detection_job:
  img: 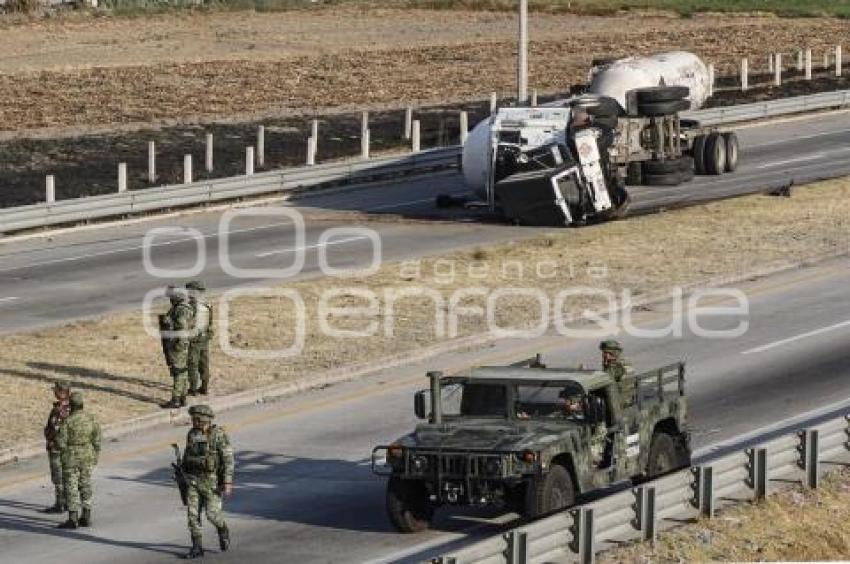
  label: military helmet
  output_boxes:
[599,339,623,353]
[186,280,206,292]
[53,380,71,392]
[166,285,187,301]
[188,404,215,420]
[69,391,84,409]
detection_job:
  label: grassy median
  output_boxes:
[1,178,850,451]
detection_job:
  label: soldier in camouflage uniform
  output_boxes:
[56,392,101,529]
[161,286,194,409]
[186,281,213,396]
[42,381,71,513]
[600,340,635,408]
[181,404,234,559]
[159,285,180,373]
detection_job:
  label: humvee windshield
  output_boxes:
[439,380,587,421]
[515,383,585,421]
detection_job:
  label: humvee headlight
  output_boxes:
[388,445,404,459]
[485,458,502,475]
[412,456,429,472]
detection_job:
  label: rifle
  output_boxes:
[171,443,189,506]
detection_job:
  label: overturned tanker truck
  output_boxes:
[458,52,739,226]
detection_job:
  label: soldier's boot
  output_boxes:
[42,495,65,513]
[79,508,92,527]
[198,383,208,396]
[57,511,78,529]
[188,386,197,396]
[185,535,204,559]
[217,523,230,551]
[161,398,182,409]
[179,395,188,407]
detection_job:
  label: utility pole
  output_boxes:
[517,0,529,105]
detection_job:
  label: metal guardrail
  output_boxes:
[2,89,850,235]
[434,412,850,563]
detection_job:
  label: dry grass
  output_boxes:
[601,467,850,562]
[2,178,850,450]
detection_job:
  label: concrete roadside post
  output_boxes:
[246,147,255,176]
[46,175,55,204]
[257,125,265,168]
[824,51,830,70]
[768,53,774,73]
[805,48,812,81]
[404,107,412,140]
[774,53,782,86]
[531,88,538,106]
[147,141,156,184]
[361,111,370,159]
[459,111,468,145]
[836,45,843,77]
[118,163,127,193]
[741,58,748,91]
[205,133,214,173]
[306,137,316,166]
[412,120,421,153]
[797,49,804,72]
[490,91,497,114]
[184,154,192,184]
[707,63,715,97]
[517,0,528,105]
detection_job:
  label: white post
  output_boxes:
[361,111,369,138]
[205,133,214,173]
[459,111,469,145]
[490,91,497,114]
[707,63,715,97]
[46,175,55,204]
[412,120,421,153]
[147,141,156,184]
[768,53,774,73]
[310,119,319,158]
[404,107,412,140]
[184,154,192,184]
[774,53,782,86]
[517,0,528,104]
[797,49,804,71]
[361,129,370,159]
[836,45,842,77]
[531,88,538,106]
[306,137,316,166]
[824,51,830,70]
[257,125,265,168]
[118,162,127,193]
[741,58,749,91]
[246,147,254,176]
[805,48,812,81]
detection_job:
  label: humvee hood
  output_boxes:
[407,421,581,451]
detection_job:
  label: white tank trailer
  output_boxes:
[457,51,738,227]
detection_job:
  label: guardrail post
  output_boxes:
[118,163,127,193]
[404,107,412,140]
[836,45,843,77]
[531,88,538,106]
[306,137,316,166]
[636,486,657,542]
[804,429,820,489]
[147,141,156,183]
[412,120,421,153]
[45,175,55,204]
[361,129,370,159]
[748,447,768,500]
[740,58,748,91]
[774,53,782,86]
[184,154,193,184]
[805,48,812,81]
[506,530,528,564]
[577,508,595,564]
[433,558,457,564]
[707,63,714,97]
[459,111,469,145]
[246,147,255,176]
[490,91,498,114]
[257,125,265,168]
[205,133,214,173]
[696,466,714,518]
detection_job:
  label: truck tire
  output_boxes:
[524,464,576,519]
[642,156,693,175]
[635,86,690,104]
[703,133,727,175]
[637,99,690,117]
[647,432,691,479]
[692,135,708,174]
[625,162,643,186]
[386,477,434,533]
[723,132,739,172]
[643,171,684,186]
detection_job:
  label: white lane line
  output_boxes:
[255,235,370,258]
[755,153,826,169]
[742,319,850,355]
[755,128,850,148]
[367,196,447,211]
[0,297,20,305]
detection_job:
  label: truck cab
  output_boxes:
[372,359,691,532]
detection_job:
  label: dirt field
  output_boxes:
[2,178,850,451]
[601,467,850,562]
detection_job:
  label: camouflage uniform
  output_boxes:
[182,404,234,559]
[600,340,634,408]
[56,392,101,529]
[162,287,194,409]
[43,381,71,513]
[186,281,213,396]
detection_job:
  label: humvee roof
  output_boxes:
[450,366,612,391]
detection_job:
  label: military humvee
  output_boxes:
[372,357,690,533]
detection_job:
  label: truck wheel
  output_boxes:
[524,464,576,518]
[647,433,691,479]
[637,99,690,117]
[642,156,693,175]
[635,86,690,104]
[386,477,434,533]
[723,132,739,172]
[625,162,643,186]
[692,135,708,174]
[703,133,727,175]
[642,171,683,186]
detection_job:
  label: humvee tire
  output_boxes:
[647,432,690,479]
[524,464,576,518]
[386,477,434,533]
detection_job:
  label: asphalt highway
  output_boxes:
[1,258,849,563]
[2,111,850,334]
